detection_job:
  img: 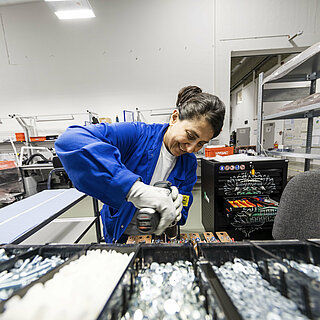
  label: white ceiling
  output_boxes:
[0,0,39,6]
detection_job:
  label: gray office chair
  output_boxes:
[272,170,320,240]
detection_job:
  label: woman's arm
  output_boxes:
[55,122,141,209]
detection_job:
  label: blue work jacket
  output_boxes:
[55,122,197,242]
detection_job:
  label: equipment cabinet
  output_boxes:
[201,157,288,240]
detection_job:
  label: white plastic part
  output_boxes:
[1,250,134,320]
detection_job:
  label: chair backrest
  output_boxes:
[47,156,72,189]
[272,170,320,240]
[52,156,63,168]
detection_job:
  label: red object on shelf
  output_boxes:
[30,136,46,142]
[205,146,234,157]
[15,132,25,142]
[0,161,16,170]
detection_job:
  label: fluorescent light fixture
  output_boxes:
[55,9,95,20]
[44,0,95,20]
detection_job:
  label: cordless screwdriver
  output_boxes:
[136,181,178,238]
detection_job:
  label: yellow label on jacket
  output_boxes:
[182,195,190,207]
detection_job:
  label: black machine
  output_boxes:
[201,157,288,240]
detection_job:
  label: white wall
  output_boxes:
[214,0,320,144]
[1,0,320,143]
[230,82,256,144]
[0,0,213,138]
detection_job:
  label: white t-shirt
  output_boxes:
[150,141,177,186]
[124,141,177,235]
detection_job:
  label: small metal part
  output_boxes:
[0,254,66,301]
[164,225,178,239]
[213,258,308,320]
[122,260,216,319]
[215,231,233,243]
[0,249,14,262]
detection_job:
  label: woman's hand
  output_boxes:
[127,181,176,235]
[170,186,183,222]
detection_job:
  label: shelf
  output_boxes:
[20,217,96,244]
[263,101,320,120]
[0,141,24,144]
[257,42,320,172]
[0,140,56,144]
[30,139,58,143]
[267,52,320,82]
[20,164,53,170]
[266,150,320,160]
[263,42,320,83]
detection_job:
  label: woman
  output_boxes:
[55,86,225,242]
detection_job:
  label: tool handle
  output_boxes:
[136,181,172,234]
[136,208,160,234]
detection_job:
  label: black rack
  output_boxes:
[201,158,288,240]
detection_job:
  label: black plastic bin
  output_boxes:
[0,244,38,264]
[0,244,88,310]
[250,240,320,265]
[0,244,137,317]
[97,243,231,320]
[198,242,320,319]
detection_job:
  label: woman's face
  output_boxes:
[164,110,214,156]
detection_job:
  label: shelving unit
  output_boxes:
[9,111,98,152]
[257,42,320,171]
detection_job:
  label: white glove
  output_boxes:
[170,186,183,222]
[127,181,176,235]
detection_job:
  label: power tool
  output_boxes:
[136,181,178,239]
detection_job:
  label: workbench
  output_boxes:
[0,189,100,244]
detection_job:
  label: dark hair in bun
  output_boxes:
[176,86,225,138]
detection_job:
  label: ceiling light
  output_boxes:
[55,9,95,20]
[44,0,95,20]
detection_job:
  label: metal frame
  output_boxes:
[256,50,320,171]
[47,168,102,243]
[92,198,102,243]
[9,111,98,158]
[256,72,264,155]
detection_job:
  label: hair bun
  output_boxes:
[176,86,202,107]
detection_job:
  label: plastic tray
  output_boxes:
[0,245,38,263]
[0,244,137,317]
[97,243,231,320]
[0,244,87,309]
[198,242,320,319]
[250,240,320,265]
